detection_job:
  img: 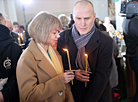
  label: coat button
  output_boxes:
[59,91,63,96]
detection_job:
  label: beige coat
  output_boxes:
[16,40,74,102]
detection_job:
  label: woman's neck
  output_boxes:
[40,43,49,52]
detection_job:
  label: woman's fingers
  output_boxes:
[60,72,74,84]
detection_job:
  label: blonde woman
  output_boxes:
[16,11,74,102]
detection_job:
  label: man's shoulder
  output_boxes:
[11,41,22,52]
[97,29,113,44]
[60,28,72,36]
[59,28,72,42]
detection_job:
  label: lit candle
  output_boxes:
[85,54,88,87]
[22,31,25,42]
[18,37,21,45]
[63,48,73,85]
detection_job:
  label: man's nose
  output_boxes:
[81,19,86,26]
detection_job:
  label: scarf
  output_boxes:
[72,24,95,71]
[37,43,63,75]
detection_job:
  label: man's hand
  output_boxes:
[0,91,4,102]
[75,69,90,82]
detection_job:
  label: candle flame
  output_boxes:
[63,48,68,52]
[85,54,88,56]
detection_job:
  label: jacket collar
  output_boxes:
[28,40,58,77]
[85,29,100,54]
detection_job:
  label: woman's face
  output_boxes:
[47,29,60,46]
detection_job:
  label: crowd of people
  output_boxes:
[2,0,137,102]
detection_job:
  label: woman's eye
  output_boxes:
[58,30,60,33]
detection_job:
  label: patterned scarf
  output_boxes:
[72,24,95,71]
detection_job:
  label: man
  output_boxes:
[12,22,20,34]
[57,1,113,102]
[0,13,22,102]
[6,20,20,44]
[122,0,138,101]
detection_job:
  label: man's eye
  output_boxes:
[85,18,89,20]
[77,18,81,20]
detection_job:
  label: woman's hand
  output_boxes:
[60,71,74,84]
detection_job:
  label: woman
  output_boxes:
[103,17,116,38]
[16,11,74,102]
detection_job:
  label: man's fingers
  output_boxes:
[76,75,89,82]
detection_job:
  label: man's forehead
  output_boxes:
[74,3,93,14]
[73,6,93,16]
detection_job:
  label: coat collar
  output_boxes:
[85,29,100,54]
[28,40,58,77]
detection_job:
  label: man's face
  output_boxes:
[6,20,13,33]
[13,25,19,32]
[73,3,96,35]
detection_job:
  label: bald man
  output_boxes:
[6,20,20,44]
[6,20,13,33]
[0,13,22,102]
[57,1,113,102]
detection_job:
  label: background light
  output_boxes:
[19,0,32,5]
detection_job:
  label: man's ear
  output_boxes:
[94,13,96,19]
[73,13,75,20]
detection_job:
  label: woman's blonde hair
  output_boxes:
[58,14,69,29]
[28,11,62,45]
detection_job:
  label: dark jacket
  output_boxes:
[57,28,113,102]
[0,24,22,102]
[122,17,138,60]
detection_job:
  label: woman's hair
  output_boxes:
[58,14,69,29]
[28,11,62,45]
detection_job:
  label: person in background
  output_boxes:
[94,18,99,29]
[12,21,24,45]
[16,11,75,102]
[19,25,28,48]
[103,17,115,38]
[58,14,69,31]
[12,22,20,34]
[99,23,119,102]
[6,20,20,44]
[0,12,22,102]
[68,13,75,28]
[6,20,13,36]
[122,0,138,101]
[57,1,113,102]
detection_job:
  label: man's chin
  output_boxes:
[79,31,88,35]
